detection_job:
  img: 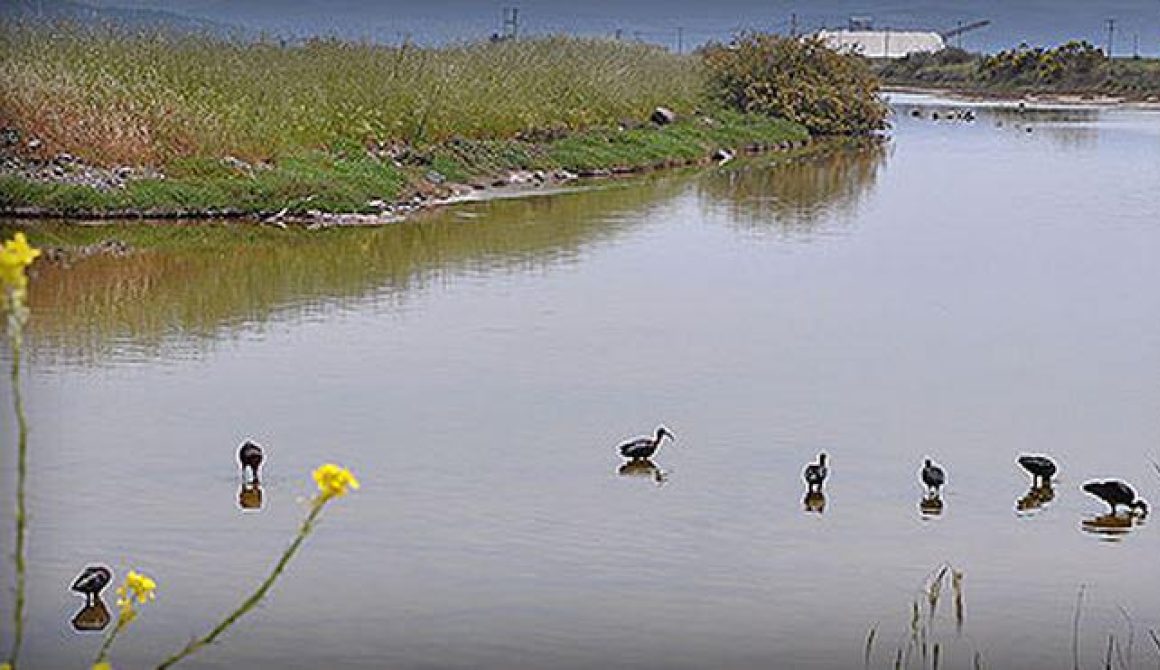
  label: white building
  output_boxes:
[816,29,946,59]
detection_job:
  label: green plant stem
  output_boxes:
[94,612,130,665]
[5,325,28,669]
[156,497,329,669]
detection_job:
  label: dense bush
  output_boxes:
[701,33,887,135]
[979,41,1107,86]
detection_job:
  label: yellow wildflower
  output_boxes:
[0,232,40,291]
[114,570,156,624]
[312,463,360,499]
[93,662,113,670]
[124,570,157,603]
[2,663,13,670]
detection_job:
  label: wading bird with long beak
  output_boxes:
[1082,480,1148,516]
[239,440,264,484]
[1017,455,1057,487]
[70,565,112,605]
[617,426,674,460]
[921,458,946,495]
[803,453,828,493]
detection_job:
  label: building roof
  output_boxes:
[817,29,946,59]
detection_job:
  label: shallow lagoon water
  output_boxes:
[2,94,1159,669]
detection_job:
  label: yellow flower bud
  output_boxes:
[312,463,360,499]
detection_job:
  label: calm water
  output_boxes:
[2,95,1159,669]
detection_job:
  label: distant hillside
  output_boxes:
[77,0,1160,55]
[0,0,240,36]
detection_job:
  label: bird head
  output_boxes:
[819,453,827,465]
[656,426,674,442]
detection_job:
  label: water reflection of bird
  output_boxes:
[238,482,264,510]
[617,426,674,460]
[1082,480,1148,516]
[71,595,111,632]
[617,458,668,485]
[1081,513,1137,541]
[1018,455,1057,487]
[919,494,944,518]
[803,490,826,513]
[70,565,112,605]
[239,440,264,483]
[803,453,828,493]
[1016,482,1055,513]
[921,458,946,495]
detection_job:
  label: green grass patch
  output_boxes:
[1,111,806,215]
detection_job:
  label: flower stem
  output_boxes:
[5,329,28,669]
[156,498,328,669]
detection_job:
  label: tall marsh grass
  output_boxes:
[0,24,704,166]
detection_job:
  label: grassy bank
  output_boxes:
[877,42,1160,100]
[0,109,806,215]
[0,26,884,217]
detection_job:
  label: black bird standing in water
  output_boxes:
[921,458,946,495]
[803,453,828,493]
[239,441,264,484]
[617,426,674,460]
[1082,480,1149,516]
[1017,455,1057,487]
[70,565,112,605]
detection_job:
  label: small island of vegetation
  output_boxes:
[0,25,887,220]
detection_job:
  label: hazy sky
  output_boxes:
[86,0,1160,54]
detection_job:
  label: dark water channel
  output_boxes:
[2,93,1159,669]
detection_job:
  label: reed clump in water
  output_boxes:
[864,563,981,670]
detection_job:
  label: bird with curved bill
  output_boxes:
[1017,455,1057,487]
[1082,480,1148,516]
[803,453,828,494]
[70,565,112,605]
[617,426,674,461]
[239,440,264,484]
[921,458,946,495]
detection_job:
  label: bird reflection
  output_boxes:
[617,458,669,486]
[238,482,264,510]
[803,490,826,514]
[919,494,944,518]
[71,595,111,632]
[1015,482,1055,514]
[1081,513,1143,542]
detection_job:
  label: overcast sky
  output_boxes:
[83,0,1160,54]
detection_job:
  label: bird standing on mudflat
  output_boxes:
[1082,480,1148,515]
[617,426,674,460]
[804,453,828,493]
[239,441,264,483]
[1018,455,1057,487]
[71,565,112,605]
[921,458,946,495]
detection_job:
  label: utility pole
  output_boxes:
[956,20,963,48]
[790,13,797,37]
[1105,18,1115,58]
[1132,32,1139,58]
[676,26,684,53]
[883,27,890,58]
